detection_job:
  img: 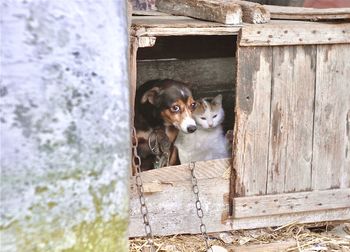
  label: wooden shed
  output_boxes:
[129,6,350,237]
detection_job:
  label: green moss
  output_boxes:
[47,201,58,209]
[1,215,128,252]
[63,216,128,252]
[35,186,49,194]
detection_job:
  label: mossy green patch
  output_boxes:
[63,216,128,252]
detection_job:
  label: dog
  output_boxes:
[134,79,197,171]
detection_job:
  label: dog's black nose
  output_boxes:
[187,125,197,133]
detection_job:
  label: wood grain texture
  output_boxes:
[129,159,350,236]
[236,0,270,24]
[129,158,231,237]
[239,21,350,46]
[156,0,242,25]
[129,36,138,123]
[232,188,350,218]
[312,44,350,190]
[138,36,156,47]
[234,46,272,196]
[266,46,315,194]
[266,5,350,21]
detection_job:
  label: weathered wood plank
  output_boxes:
[131,15,241,37]
[129,158,231,237]
[237,0,270,24]
[129,159,350,236]
[137,58,235,88]
[266,46,315,194]
[266,5,350,21]
[239,21,350,46]
[231,208,350,232]
[231,188,350,218]
[129,36,138,122]
[137,36,156,47]
[132,10,169,16]
[130,37,138,175]
[131,158,231,184]
[312,44,350,190]
[156,0,242,25]
[234,46,272,196]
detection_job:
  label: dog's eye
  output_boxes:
[213,114,217,118]
[170,105,180,113]
[190,102,197,110]
[200,117,206,120]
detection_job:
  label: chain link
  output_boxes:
[132,127,155,249]
[189,161,213,252]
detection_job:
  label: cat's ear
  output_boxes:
[212,94,222,105]
[201,99,209,108]
[141,87,160,104]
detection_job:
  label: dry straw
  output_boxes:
[129,221,350,252]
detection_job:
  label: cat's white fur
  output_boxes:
[175,94,230,164]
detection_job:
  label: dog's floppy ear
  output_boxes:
[141,87,160,104]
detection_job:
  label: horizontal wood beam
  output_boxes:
[156,0,242,25]
[227,188,350,218]
[239,21,350,46]
[131,15,242,36]
[266,5,350,21]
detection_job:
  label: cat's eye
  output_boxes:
[200,117,206,120]
[170,105,180,113]
[213,114,218,118]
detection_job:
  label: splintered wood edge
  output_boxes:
[235,0,270,24]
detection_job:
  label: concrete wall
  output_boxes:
[1,1,130,251]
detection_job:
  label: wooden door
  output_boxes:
[232,21,350,226]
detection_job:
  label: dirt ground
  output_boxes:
[129,221,350,252]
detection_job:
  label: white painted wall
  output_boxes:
[1,1,130,251]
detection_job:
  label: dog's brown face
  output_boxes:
[141,81,197,133]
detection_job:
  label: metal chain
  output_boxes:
[189,161,213,252]
[132,127,155,250]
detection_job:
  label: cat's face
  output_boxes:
[193,94,225,129]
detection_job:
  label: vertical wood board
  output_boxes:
[312,44,350,190]
[129,36,138,122]
[234,46,272,196]
[266,45,316,194]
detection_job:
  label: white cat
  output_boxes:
[175,94,230,164]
